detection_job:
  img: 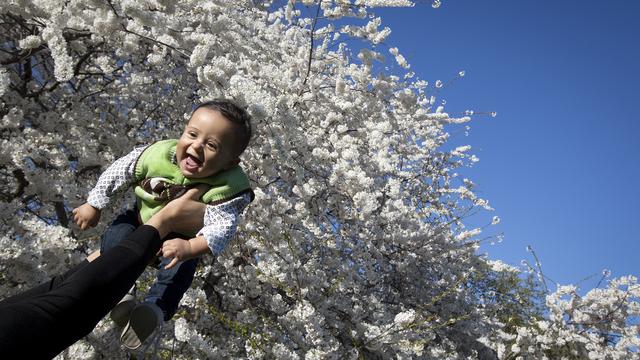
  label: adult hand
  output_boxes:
[146,185,207,238]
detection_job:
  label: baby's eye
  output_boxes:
[187,132,197,138]
[207,142,217,150]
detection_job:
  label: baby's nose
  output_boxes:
[191,139,205,150]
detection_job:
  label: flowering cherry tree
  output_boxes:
[1,0,638,358]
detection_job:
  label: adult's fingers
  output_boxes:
[165,257,179,270]
[163,187,207,234]
[183,184,209,200]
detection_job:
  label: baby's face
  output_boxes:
[176,108,239,179]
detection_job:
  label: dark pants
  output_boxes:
[100,209,199,321]
[0,226,162,359]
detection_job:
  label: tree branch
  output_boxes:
[297,1,322,98]
[121,25,189,59]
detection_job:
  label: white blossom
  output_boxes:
[41,26,74,82]
[359,0,414,7]
[389,47,410,69]
[486,259,519,273]
[455,227,481,241]
[394,309,416,325]
[18,35,42,49]
[0,67,9,97]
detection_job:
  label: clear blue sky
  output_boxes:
[373,1,640,288]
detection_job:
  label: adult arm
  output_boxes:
[0,188,205,358]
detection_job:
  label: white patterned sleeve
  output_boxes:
[198,192,252,256]
[86,146,147,209]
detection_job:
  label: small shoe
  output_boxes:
[110,293,137,328]
[120,302,163,350]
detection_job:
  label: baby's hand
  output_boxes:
[159,238,194,269]
[72,203,101,230]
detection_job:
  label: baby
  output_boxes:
[72,99,254,350]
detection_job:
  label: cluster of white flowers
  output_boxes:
[40,26,74,82]
[482,276,640,359]
[389,47,410,69]
[394,309,417,325]
[360,0,414,7]
[1,0,637,358]
[455,227,482,242]
[341,17,391,45]
[18,35,42,49]
[486,259,519,273]
[0,67,9,97]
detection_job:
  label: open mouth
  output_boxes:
[182,153,203,172]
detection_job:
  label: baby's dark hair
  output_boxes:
[193,99,252,157]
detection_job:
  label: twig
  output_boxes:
[121,25,189,59]
[527,245,549,293]
[297,1,322,97]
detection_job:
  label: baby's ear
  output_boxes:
[224,157,241,170]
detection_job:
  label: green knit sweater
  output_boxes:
[133,139,253,231]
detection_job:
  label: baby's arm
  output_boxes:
[161,193,252,269]
[72,146,147,229]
